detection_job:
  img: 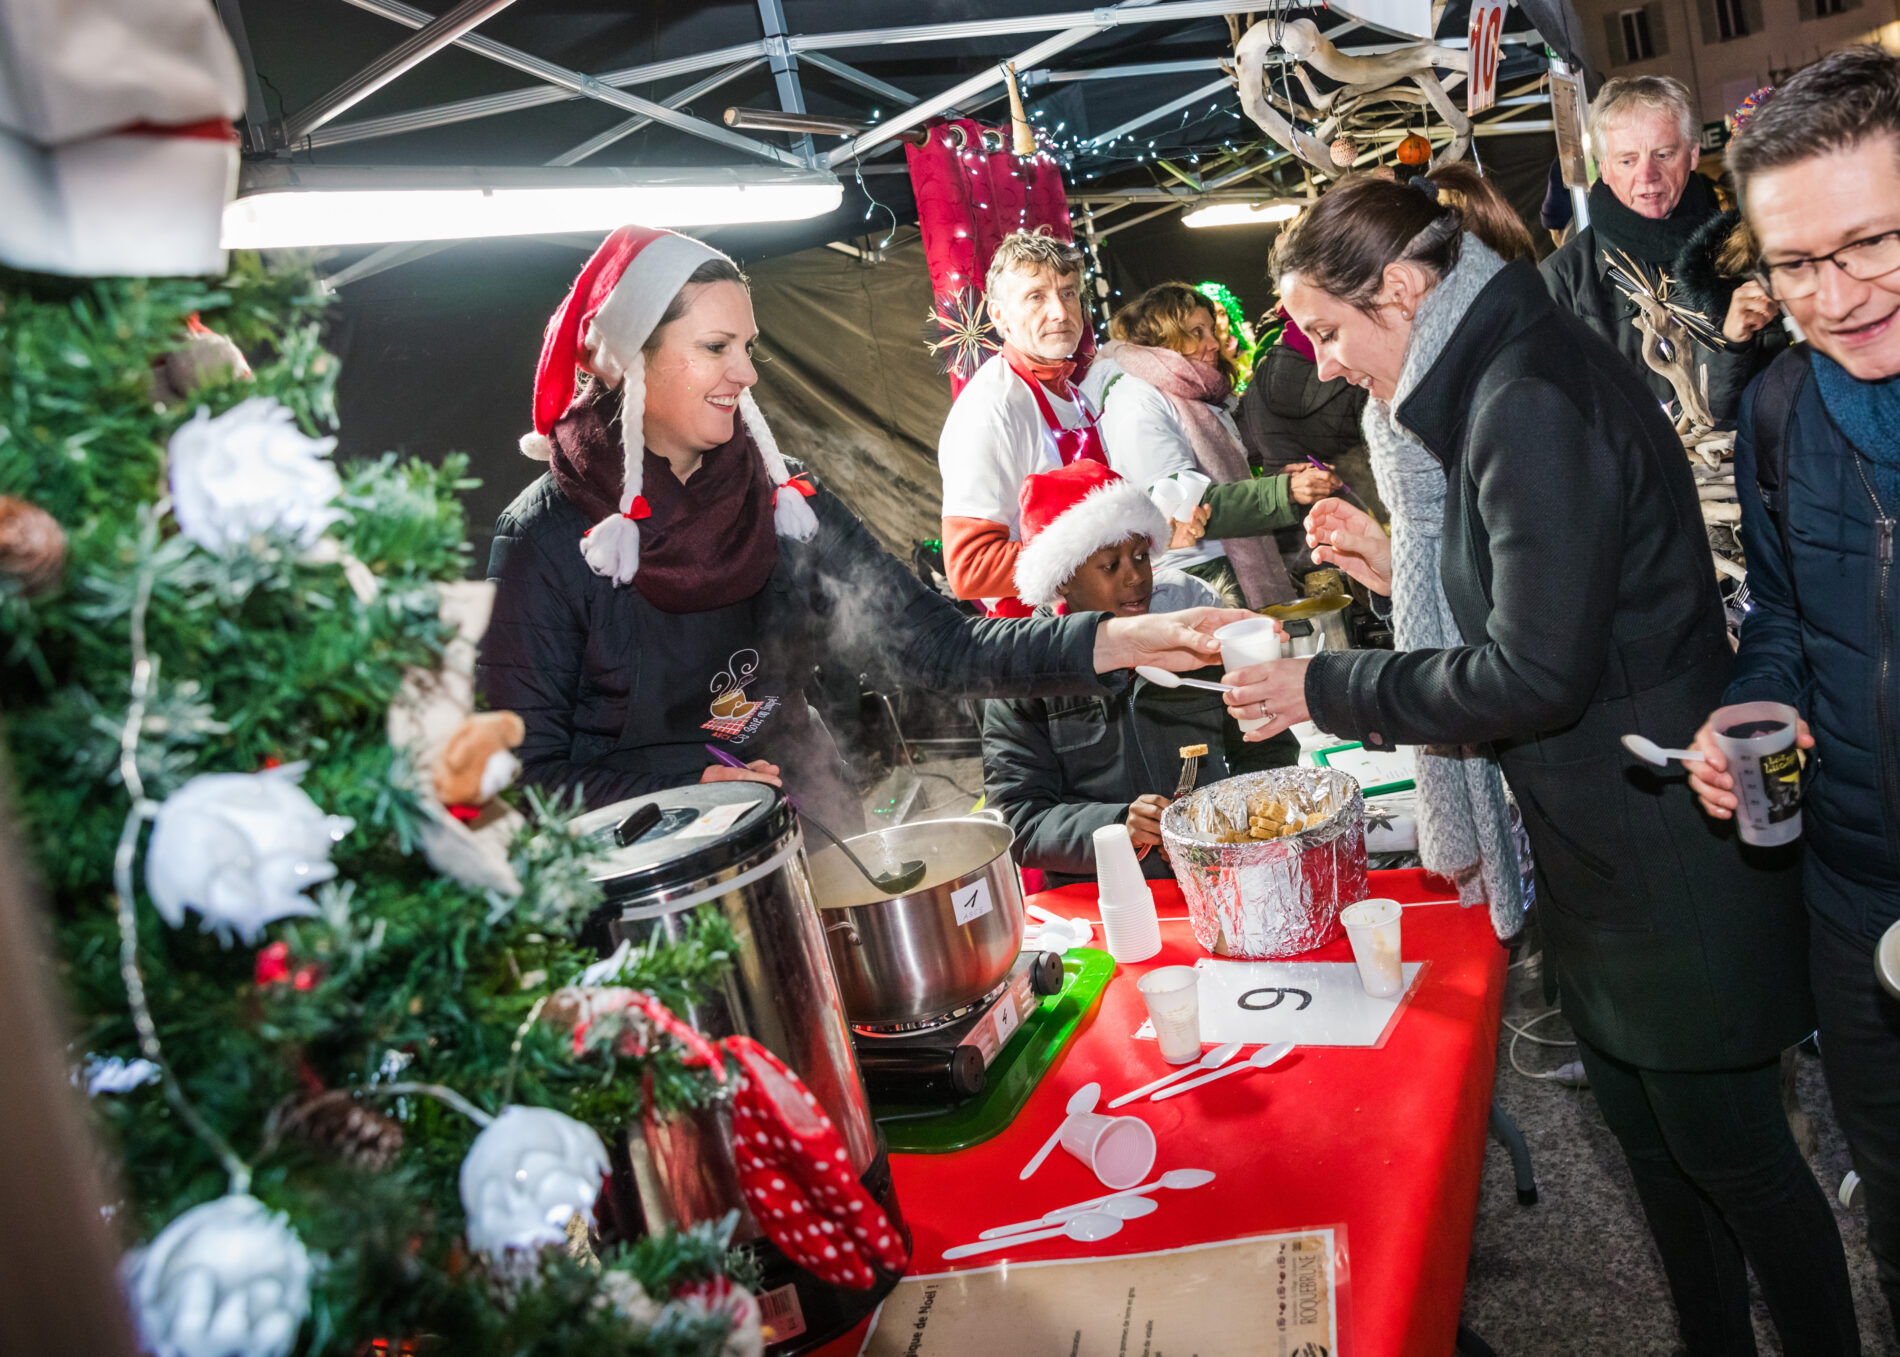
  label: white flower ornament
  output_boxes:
[458,1106,611,1259]
[145,764,353,944]
[123,1194,312,1357]
[168,397,343,554]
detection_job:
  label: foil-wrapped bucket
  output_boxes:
[1162,768,1368,959]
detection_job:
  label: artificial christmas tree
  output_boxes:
[0,259,766,1355]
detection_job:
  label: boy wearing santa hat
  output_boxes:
[982,462,1295,883]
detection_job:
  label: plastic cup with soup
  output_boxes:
[1216,618,1283,733]
[1709,701,1803,847]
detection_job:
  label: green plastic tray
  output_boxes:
[874,947,1115,1155]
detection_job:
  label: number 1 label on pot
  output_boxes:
[953,880,994,926]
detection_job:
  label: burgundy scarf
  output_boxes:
[1100,340,1295,606]
[549,385,779,613]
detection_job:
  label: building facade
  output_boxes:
[1572,0,1900,131]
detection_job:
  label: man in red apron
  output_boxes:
[937,231,1112,617]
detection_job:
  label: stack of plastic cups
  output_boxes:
[1093,824,1161,962]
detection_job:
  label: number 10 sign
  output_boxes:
[1467,0,1508,114]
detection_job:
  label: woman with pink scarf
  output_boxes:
[1084,283,1339,607]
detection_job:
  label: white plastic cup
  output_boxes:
[1137,966,1202,1063]
[1093,823,1149,904]
[1099,901,1162,964]
[1094,828,1161,963]
[1709,701,1803,847]
[1339,897,1404,998]
[1215,617,1283,733]
[1057,1111,1157,1190]
[1150,480,1189,523]
[1172,470,1211,515]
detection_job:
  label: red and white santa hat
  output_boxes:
[1013,461,1170,608]
[520,224,817,585]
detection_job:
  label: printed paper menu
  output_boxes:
[858,1229,1345,1356]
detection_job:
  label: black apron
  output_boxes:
[597,553,866,833]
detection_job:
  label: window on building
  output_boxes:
[1619,7,1656,61]
[1815,0,1847,14]
[1716,0,1749,39]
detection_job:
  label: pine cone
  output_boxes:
[284,1092,403,1172]
[0,495,66,598]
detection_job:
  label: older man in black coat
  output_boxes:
[1542,75,1781,424]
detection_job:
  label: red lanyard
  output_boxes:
[1012,363,1107,468]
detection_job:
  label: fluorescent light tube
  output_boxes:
[224,164,844,248]
[1180,201,1302,229]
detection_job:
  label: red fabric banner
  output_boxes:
[907,120,1084,398]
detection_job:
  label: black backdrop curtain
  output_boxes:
[331,234,952,566]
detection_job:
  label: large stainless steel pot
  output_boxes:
[575,783,908,1353]
[808,814,1026,1027]
[573,782,878,1181]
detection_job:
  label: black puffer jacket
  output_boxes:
[982,666,1296,887]
[1236,341,1387,532]
[1305,261,1809,1071]
[1236,342,1368,466]
[479,472,1110,816]
[1728,350,1900,943]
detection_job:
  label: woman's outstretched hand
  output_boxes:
[1223,656,1312,740]
[1094,607,1255,674]
[1305,498,1392,596]
[701,759,782,788]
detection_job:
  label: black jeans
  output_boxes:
[1812,912,1900,1337]
[1576,1037,1859,1355]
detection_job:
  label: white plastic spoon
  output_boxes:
[1622,734,1706,766]
[1152,1042,1295,1102]
[942,1210,1125,1261]
[981,1195,1157,1241]
[1020,1082,1100,1180]
[978,1168,1216,1240]
[1135,665,1234,694]
[1108,1041,1243,1109]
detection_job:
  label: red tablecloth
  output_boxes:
[814,868,1506,1357]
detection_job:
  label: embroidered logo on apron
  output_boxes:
[701,649,780,742]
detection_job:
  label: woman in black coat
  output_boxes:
[477,226,1244,830]
[1227,179,1856,1355]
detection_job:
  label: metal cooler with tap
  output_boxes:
[572,781,905,1353]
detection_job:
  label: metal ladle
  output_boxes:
[702,742,926,893]
[802,813,927,896]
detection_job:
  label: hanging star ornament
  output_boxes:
[921,286,999,382]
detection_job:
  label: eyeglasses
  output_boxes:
[1755,228,1900,301]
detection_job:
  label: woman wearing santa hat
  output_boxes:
[477,226,1248,829]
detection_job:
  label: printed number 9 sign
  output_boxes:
[1467,0,1508,115]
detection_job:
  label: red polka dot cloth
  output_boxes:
[723,1036,909,1289]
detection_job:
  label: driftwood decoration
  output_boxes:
[1235,18,1471,178]
[1603,247,1748,584]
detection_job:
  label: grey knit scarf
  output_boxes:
[1361,238,1527,941]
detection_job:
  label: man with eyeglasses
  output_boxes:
[1541,75,1781,423]
[1688,46,1900,1338]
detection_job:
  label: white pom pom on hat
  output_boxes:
[524,226,815,585]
